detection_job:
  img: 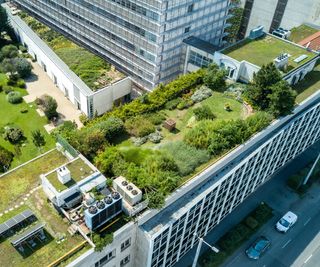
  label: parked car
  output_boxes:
[276,211,298,233]
[246,236,271,260]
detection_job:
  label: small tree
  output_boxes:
[204,64,227,91]
[0,145,14,173]
[14,58,32,78]
[3,126,24,143]
[268,80,296,117]
[1,58,16,76]
[32,130,46,151]
[13,144,22,161]
[193,105,215,120]
[42,95,58,120]
[1,45,18,58]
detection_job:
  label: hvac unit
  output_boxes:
[113,176,142,206]
[84,191,122,230]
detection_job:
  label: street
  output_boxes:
[175,140,320,267]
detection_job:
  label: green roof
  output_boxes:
[223,34,317,72]
[46,157,95,192]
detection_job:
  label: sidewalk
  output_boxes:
[174,140,320,267]
[23,62,82,129]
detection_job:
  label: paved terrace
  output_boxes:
[141,91,320,235]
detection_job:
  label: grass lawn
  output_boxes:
[223,35,317,70]
[289,24,319,43]
[0,190,87,267]
[293,62,320,103]
[0,149,68,212]
[0,73,56,169]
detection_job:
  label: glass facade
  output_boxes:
[13,0,230,89]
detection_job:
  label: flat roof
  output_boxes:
[222,34,318,71]
[46,157,96,192]
[183,36,218,54]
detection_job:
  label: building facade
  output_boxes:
[13,0,231,89]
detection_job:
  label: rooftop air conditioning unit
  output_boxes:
[113,176,142,206]
[274,53,290,71]
[57,166,71,184]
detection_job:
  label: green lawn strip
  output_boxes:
[294,63,320,103]
[0,149,68,212]
[199,203,273,267]
[289,25,319,44]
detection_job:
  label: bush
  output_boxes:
[17,79,26,88]
[143,112,166,125]
[131,136,148,146]
[0,85,2,92]
[1,45,18,58]
[19,45,28,53]
[13,58,32,78]
[148,131,163,143]
[162,141,210,175]
[93,117,124,141]
[7,91,23,104]
[204,64,227,91]
[0,145,14,173]
[4,86,13,94]
[164,98,182,110]
[219,223,250,251]
[79,113,89,125]
[125,116,155,137]
[193,105,215,120]
[245,216,259,230]
[251,202,273,223]
[191,85,212,102]
[20,109,28,113]
[177,99,194,110]
[3,126,24,143]
[42,95,58,120]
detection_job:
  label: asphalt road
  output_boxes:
[175,140,320,267]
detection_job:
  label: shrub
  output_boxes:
[93,117,124,141]
[193,105,215,120]
[143,112,166,125]
[0,145,14,173]
[42,95,58,120]
[79,113,89,125]
[125,116,155,137]
[162,141,210,175]
[147,191,165,209]
[0,85,2,92]
[19,45,28,53]
[245,216,259,230]
[191,85,212,102]
[177,99,194,110]
[17,79,26,88]
[148,131,163,143]
[4,86,13,94]
[92,233,113,252]
[7,91,23,104]
[131,136,148,146]
[3,126,24,143]
[164,98,182,110]
[13,58,32,78]
[1,45,18,58]
[219,223,250,251]
[204,64,227,91]
[20,109,28,113]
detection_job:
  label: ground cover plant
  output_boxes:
[19,12,124,90]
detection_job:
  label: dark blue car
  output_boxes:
[246,236,271,260]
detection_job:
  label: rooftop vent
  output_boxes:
[88,206,98,214]
[121,181,128,186]
[132,190,138,195]
[126,185,133,191]
[104,196,113,204]
[96,201,105,210]
[274,53,290,71]
[56,166,71,185]
[112,192,120,200]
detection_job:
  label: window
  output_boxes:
[120,255,130,266]
[121,238,131,251]
[184,27,191,33]
[187,3,194,13]
[94,249,116,267]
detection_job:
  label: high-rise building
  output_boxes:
[13,0,231,89]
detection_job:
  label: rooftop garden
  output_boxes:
[0,190,88,267]
[293,61,320,103]
[0,9,56,171]
[289,24,319,44]
[0,149,68,212]
[46,157,95,192]
[223,34,317,71]
[54,64,288,208]
[19,11,125,91]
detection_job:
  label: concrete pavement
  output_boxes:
[174,140,320,267]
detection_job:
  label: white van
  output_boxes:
[276,211,298,233]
